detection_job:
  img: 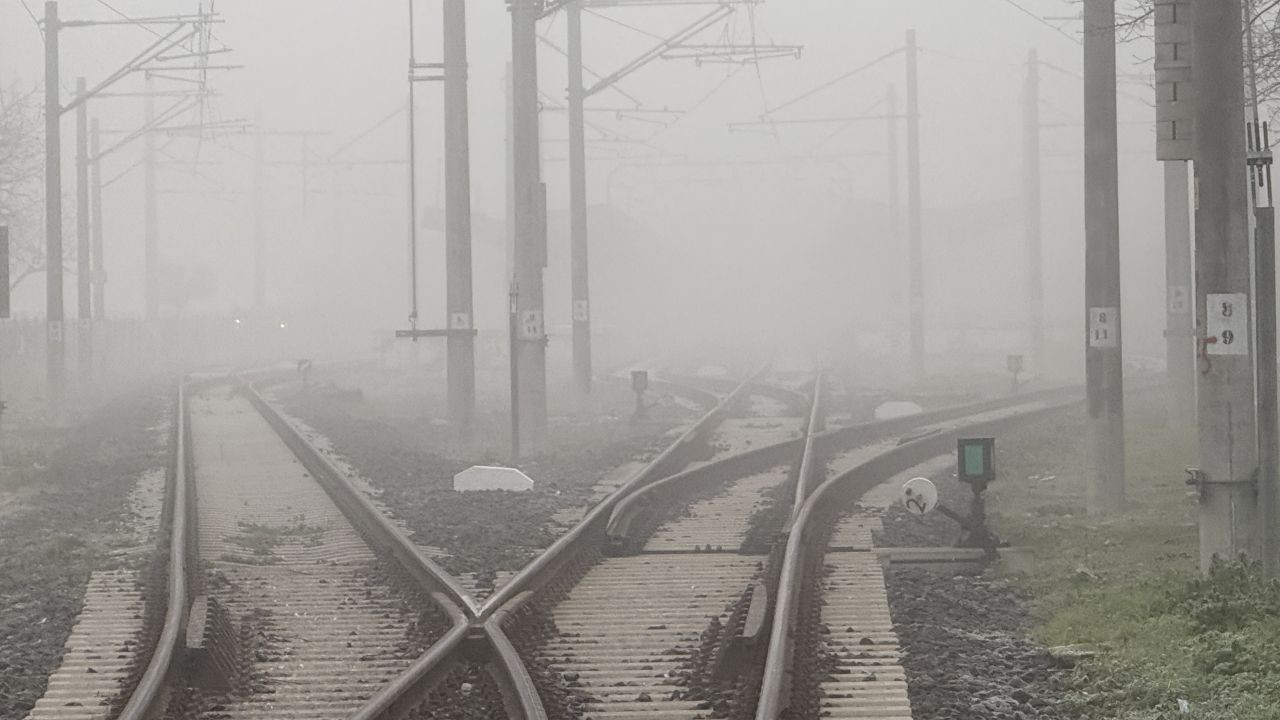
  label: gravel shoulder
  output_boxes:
[0,384,170,719]
[274,366,692,576]
[862,418,1075,720]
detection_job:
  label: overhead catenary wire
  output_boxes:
[763,46,903,118]
[584,6,668,42]
[16,0,40,35]
[627,62,747,151]
[994,0,1081,45]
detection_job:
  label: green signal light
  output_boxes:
[957,437,995,487]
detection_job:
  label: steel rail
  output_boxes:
[115,379,192,720]
[109,361,756,720]
[242,380,478,614]
[346,366,766,719]
[477,365,767,619]
[789,372,825,526]
[662,372,811,416]
[754,390,1085,719]
[606,383,1080,547]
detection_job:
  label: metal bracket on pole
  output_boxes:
[395,329,479,341]
[1186,467,1259,501]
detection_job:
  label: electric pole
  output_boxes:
[511,0,549,448]
[1164,160,1195,427]
[567,0,592,395]
[1192,0,1258,567]
[1083,0,1125,514]
[1247,0,1280,577]
[1155,0,1196,429]
[144,74,158,320]
[44,1,65,401]
[90,118,104,321]
[887,85,902,335]
[443,0,477,431]
[75,78,91,378]
[253,116,264,311]
[394,0,478,435]
[905,29,924,384]
[1023,50,1045,377]
[547,0,793,396]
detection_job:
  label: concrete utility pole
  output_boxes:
[887,85,902,324]
[1083,0,1125,514]
[567,0,592,395]
[1247,0,1277,576]
[905,29,924,383]
[505,63,516,279]
[1155,0,1196,428]
[1023,50,1045,377]
[511,0,549,448]
[75,78,92,377]
[1164,160,1195,427]
[253,118,265,311]
[443,0,477,430]
[143,74,159,320]
[44,1,65,400]
[90,119,104,320]
[394,0,477,434]
[1192,0,1257,568]
[1255,192,1277,576]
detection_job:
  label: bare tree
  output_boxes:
[1113,1,1280,111]
[0,84,75,295]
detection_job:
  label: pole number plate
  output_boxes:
[1206,293,1249,355]
[1168,285,1190,314]
[1088,307,1118,348]
[520,310,544,340]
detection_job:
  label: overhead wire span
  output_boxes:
[633,62,746,149]
[16,0,40,35]
[805,94,889,155]
[994,0,1081,45]
[763,46,903,118]
[1038,58,1154,107]
[584,6,667,42]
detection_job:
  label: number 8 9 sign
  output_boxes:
[901,477,939,516]
[1206,293,1249,356]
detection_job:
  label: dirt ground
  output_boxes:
[874,470,1073,720]
[0,384,169,718]
[275,365,695,576]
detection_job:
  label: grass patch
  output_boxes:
[990,392,1280,719]
[228,516,326,559]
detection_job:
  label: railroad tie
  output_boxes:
[820,514,912,719]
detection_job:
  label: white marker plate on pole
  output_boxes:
[1206,293,1249,355]
[901,477,938,516]
[520,310,543,340]
[1168,285,1191,314]
[1088,307,1119,348]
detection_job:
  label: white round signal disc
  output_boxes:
[901,477,939,516]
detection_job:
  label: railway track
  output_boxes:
[36,364,1082,720]
[354,370,1079,720]
[755,390,1085,720]
[79,377,475,720]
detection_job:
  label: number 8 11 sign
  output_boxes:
[1206,293,1249,356]
[1088,307,1119,348]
